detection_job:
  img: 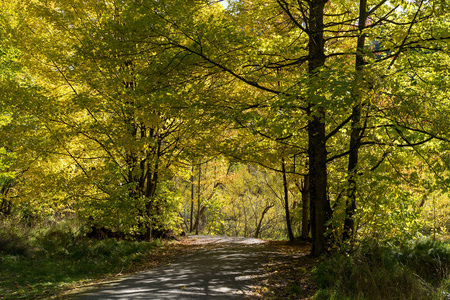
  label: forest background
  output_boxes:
[0,0,449,298]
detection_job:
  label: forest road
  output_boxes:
[77,235,279,300]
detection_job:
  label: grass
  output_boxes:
[313,239,450,300]
[0,218,166,299]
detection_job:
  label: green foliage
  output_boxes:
[177,161,291,239]
[314,240,450,300]
[0,147,15,186]
[76,180,183,237]
[421,193,450,240]
[147,181,183,235]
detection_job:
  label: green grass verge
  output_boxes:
[0,222,163,299]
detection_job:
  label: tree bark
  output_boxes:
[144,138,161,241]
[343,0,368,242]
[308,0,331,256]
[190,164,195,233]
[195,163,201,235]
[282,158,295,242]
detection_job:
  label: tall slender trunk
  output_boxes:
[282,158,295,242]
[190,164,195,233]
[343,0,368,242]
[308,0,330,256]
[144,133,161,241]
[195,163,201,235]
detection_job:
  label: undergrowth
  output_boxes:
[0,217,163,299]
[314,239,450,300]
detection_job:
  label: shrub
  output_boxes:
[0,217,33,256]
[38,225,77,256]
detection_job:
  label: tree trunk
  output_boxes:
[195,163,201,235]
[254,203,274,238]
[308,0,330,256]
[190,164,195,233]
[343,0,368,242]
[144,138,161,241]
[282,158,295,242]
[301,175,310,239]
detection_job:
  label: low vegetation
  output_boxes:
[0,218,171,299]
[314,239,450,300]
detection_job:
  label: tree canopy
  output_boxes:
[1,0,449,255]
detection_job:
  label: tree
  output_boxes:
[7,0,220,237]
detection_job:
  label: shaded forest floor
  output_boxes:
[57,236,317,299]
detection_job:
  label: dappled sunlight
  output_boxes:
[188,235,267,245]
[79,236,313,299]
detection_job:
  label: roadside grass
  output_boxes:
[313,239,450,300]
[0,219,167,299]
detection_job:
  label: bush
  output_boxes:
[0,217,33,256]
[38,225,77,256]
[314,240,450,300]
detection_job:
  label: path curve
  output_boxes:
[77,235,274,299]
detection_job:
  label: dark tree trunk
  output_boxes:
[343,0,368,242]
[254,203,274,238]
[195,163,201,235]
[144,138,161,241]
[190,164,195,233]
[308,0,331,256]
[282,158,295,242]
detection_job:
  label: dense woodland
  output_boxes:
[0,0,450,297]
[0,0,450,299]
[2,0,450,248]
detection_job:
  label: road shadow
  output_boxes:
[76,236,282,299]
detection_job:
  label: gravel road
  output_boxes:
[77,235,275,300]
